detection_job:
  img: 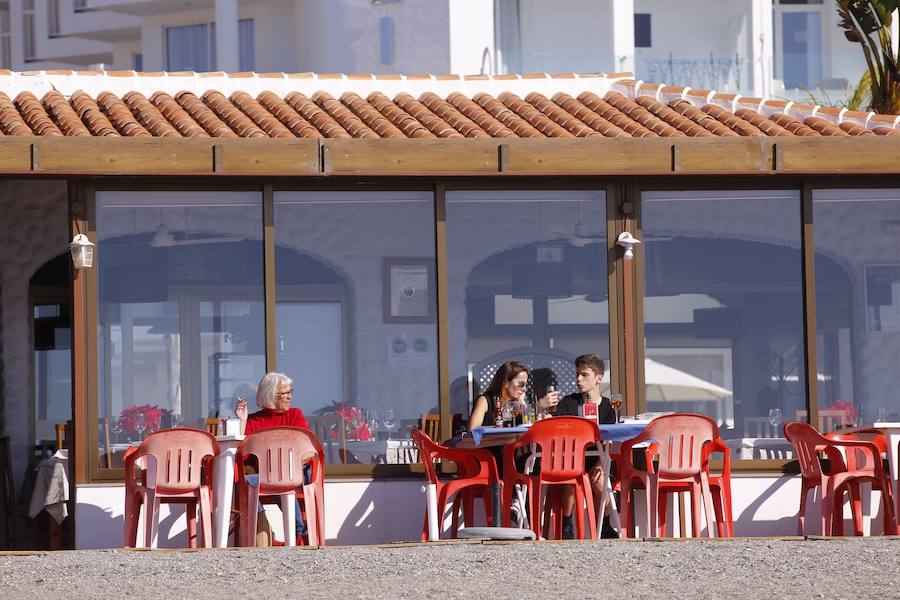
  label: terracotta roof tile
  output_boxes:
[0,70,891,141]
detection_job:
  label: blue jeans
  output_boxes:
[245,464,312,536]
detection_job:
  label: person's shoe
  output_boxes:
[271,538,285,547]
[509,497,525,528]
[561,516,575,540]
[296,534,306,546]
[600,523,620,539]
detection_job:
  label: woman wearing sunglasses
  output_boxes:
[467,360,560,431]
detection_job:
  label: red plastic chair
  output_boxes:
[785,421,896,536]
[826,430,897,536]
[502,417,600,540]
[123,429,219,548]
[411,429,500,539]
[655,431,734,538]
[236,427,325,547]
[618,414,716,539]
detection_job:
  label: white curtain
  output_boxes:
[166,24,210,72]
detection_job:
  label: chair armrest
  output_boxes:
[827,439,884,476]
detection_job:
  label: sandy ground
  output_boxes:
[1,537,898,599]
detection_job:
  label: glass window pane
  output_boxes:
[642,190,805,458]
[96,191,264,468]
[274,191,436,465]
[238,18,254,71]
[166,23,210,72]
[813,189,900,425]
[446,190,609,429]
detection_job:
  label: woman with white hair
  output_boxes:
[235,372,309,435]
[235,372,311,545]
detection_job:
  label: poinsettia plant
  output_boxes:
[333,405,373,441]
[119,404,174,438]
[826,399,859,426]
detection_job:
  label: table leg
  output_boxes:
[425,483,439,541]
[213,444,238,548]
[492,483,502,528]
[887,429,900,533]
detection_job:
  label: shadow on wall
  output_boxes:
[334,479,424,545]
[76,494,192,549]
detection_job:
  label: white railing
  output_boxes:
[640,53,750,93]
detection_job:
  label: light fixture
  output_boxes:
[616,231,642,261]
[70,234,95,269]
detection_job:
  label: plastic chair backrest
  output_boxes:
[638,414,716,479]
[827,430,887,471]
[411,429,498,483]
[784,421,828,479]
[238,427,321,494]
[514,417,600,481]
[131,429,219,494]
[411,429,442,485]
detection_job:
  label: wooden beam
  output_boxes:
[323,139,499,175]
[215,138,320,174]
[33,138,215,174]
[775,136,900,173]
[0,139,33,172]
[503,138,674,175]
[673,137,771,173]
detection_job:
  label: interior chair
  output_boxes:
[338,448,362,464]
[618,414,717,539]
[826,430,897,536]
[795,410,848,434]
[420,413,440,442]
[0,436,18,549]
[743,417,779,439]
[306,414,344,465]
[236,426,325,547]
[124,428,219,548]
[502,417,600,540]
[655,431,734,537]
[784,421,896,536]
[411,429,500,540]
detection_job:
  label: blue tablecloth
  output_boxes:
[469,421,648,446]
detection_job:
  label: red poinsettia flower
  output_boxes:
[119,404,173,437]
[826,400,858,426]
[333,405,373,441]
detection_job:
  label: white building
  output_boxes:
[0,0,879,102]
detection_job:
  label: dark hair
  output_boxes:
[575,354,605,378]
[483,361,527,400]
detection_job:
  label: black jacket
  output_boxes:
[555,392,616,424]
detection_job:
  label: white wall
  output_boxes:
[74,472,896,547]
[296,0,452,74]
[447,0,494,75]
[517,0,633,74]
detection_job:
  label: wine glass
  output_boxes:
[133,412,147,441]
[610,394,624,423]
[382,410,396,441]
[546,385,557,414]
[768,408,783,435]
[367,410,379,439]
[110,418,123,444]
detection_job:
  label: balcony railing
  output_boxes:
[639,53,750,93]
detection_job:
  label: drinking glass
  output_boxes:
[877,407,889,423]
[610,394,623,423]
[110,418,123,444]
[133,412,147,441]
[382,410,396,440]
[546,385,557,414]
[768,408,783,433]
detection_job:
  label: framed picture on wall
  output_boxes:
[865,264,900,332]
[383,257,435,323]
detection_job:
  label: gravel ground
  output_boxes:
[1,538,898,599]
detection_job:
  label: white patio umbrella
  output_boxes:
[600,358,733,402]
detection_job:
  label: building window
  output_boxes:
[22,0,35,60]
[379,16,394,65]
[238,18,254,71]
[641,190,806,455]
[133,53,143,72]
[95,191,265,472]
[48,0,61,36]
[634,13,651,48]
[166,23,213,71]
[166,19,254,72]
[446,190,610,424]
[274,191,437,465]
[0,9,10,69]
[813,189,900,426]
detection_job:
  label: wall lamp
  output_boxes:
[70,234,95,269]
[616,231,641,261]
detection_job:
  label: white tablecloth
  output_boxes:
[28,450,69,524]
[344,439,418,464]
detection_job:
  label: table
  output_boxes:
[343,439,418,464]
[211,435,244,548]
[724,437,794,460]
[838,422,900,530]
[454,420,649,538]
[28,449,69,524]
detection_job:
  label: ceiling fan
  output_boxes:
[150,222,244,248]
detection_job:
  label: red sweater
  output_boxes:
[245,407,309,435]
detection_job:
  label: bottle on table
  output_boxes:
[494,397,504,428]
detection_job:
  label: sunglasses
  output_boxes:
[509,381,527,389]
